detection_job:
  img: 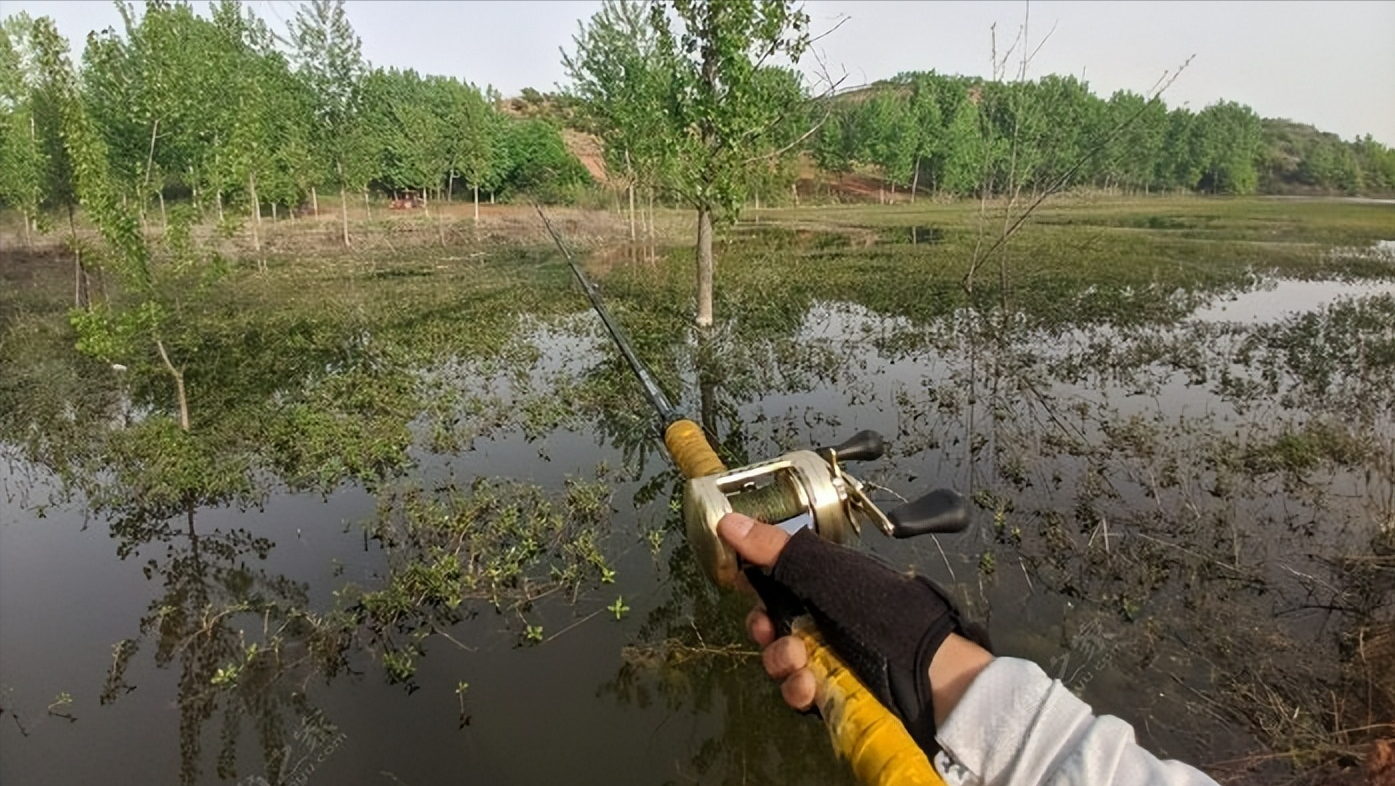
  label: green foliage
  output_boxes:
[349,475,615,678]
[646,0,812,216]
[563,0,672,191]
[1262,119,1391,194]
[608,596,630,619]
[0,15,47,223]
[2,0,1390,238]
[289,0,365,192]
[810,71,1394,197]
[497,117,593,199]
[1194,100,1262,194]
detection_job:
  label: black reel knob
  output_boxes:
[886,489,971,538]
[819,429,886,463]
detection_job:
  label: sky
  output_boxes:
[4,0,1393,146]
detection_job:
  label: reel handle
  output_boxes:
[885,489,971,538]
[819,429,886,462]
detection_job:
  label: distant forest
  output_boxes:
[2,0,1392,237]
[810,72,1395,198]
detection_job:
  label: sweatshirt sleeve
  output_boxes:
[931,657,1220,786]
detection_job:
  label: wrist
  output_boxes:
[928,633,995,727]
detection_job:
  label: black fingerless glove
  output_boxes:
[769,528,992,752]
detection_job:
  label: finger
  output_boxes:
[781,668,817,712]
[761,635,809,680]
[746,607,777,647]
[716,513,791,569]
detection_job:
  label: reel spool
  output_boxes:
[681,430,973,588]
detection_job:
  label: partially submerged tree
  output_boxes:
[27,15,219,433]
[649,0,812,327]
[565,0,814,327]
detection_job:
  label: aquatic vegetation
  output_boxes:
[2,197,1393,784]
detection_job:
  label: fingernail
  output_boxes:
[718,513,755,542]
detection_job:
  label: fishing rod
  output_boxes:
[537,206,972,786]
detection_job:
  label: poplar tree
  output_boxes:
[0,15,46,247]
[289,0,365,246]
[563,0,670,241]
[651,0,811,327]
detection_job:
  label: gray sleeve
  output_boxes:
[932,658,1219,786]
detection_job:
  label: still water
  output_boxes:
[2,263,1392,785]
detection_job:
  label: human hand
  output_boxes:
[714,512,818,711]
[715,511,993,751]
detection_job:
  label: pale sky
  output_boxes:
[3,0,1393,145]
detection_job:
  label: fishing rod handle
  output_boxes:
[662,420,947,786]
[794,621,945,786]
[664,420,727,480]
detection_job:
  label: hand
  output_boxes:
[714,512,818,711]
[715,511,995,750]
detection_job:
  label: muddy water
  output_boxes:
[3,269,1393,785]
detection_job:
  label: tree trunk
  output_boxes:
[363,189,372,220]
[142,118,159,232]
[339,186,351,247]
[156,338,190,432]
[216,191,224,223]
[646,187,656,262]
[791,182,799,206]
[695,206,714,328]
[73,245,82,308]
[473,183,479,222]
[22,211,31,250]
[271,202,278,222]
[189,166,200,215]
[68,204,87,309]
[311,185,319,217]
[248,172,261,253]
[625,148,636,242]
[447,172,455,201]
[158,189,167,227]
[628,180,636,241]
[911,155,921,204]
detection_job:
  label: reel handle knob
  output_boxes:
[886,489,971,538]
[820,430,886,462]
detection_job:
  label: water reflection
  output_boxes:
[2,237,1393,784]
[98,507,341,786]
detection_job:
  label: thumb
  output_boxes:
[716,512,791,569]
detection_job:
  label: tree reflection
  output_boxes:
[101,504,345,786]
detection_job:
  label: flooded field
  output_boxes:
[2,198,1393,785]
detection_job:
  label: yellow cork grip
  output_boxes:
[664,419,727,479]
[794,622,947,786]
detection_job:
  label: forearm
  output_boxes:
[933,657,1219,786]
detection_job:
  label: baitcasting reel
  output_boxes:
[683,430,972,588]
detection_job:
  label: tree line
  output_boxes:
[4,0,1392,249]
[813,71,1395,199]
[0,0,592,250]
